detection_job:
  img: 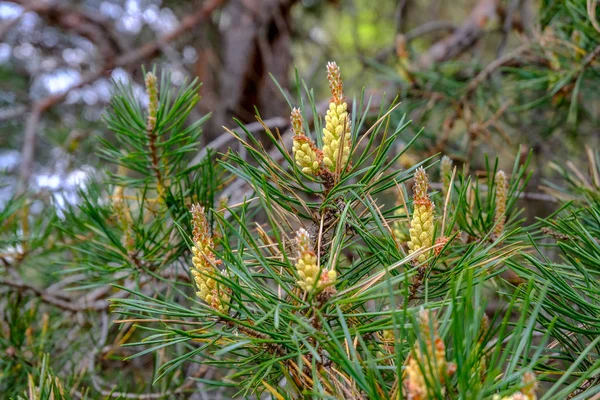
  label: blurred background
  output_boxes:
[1,0,599,215]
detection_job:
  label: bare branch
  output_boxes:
[418,0,500,68]
[189,117,288,167]
[464,44,530,96]
[1,278,110,311]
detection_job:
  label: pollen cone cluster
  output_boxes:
[407,167,435,264]
[190,204,230,313]
[403,309,455,400]
[493,170,508,238]
[322,62,351,172]
[291,108,321,175]
[291,62,352,178]
[295,228,336,293]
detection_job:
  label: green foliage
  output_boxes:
[510,150,600,398]
[104,69,598,398]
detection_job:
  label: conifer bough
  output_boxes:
[70,64,589,400]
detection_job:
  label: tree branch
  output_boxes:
[418,0,500,68]
[464,43,530,96]
[1,278,110,311]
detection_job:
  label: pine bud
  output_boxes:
[295,228,336,293]
[322,62,351,172]
[407,168,435,264]
[291,108,321,175]
[403,309,455,400]
[144,72,165,200]
[145,72,158,133]
[493,170,508,238]
[190,204,230,313]
[112,192,134,252]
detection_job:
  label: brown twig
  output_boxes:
[1,278,110,311]
[91,376,198,399]
[418,0,500,68]
[189,116,288,166]
[464,44,530,96]
[580,43,600,70]
[374,21,456,63]
[429,182,558,203]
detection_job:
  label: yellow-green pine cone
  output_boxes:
[322,101,351,172]
[403,309,455,400]
[190,204,230,313]
[292,137,321,175]
[291,108,321,175]
[407,167,435,264]
[493,170,508,238]
[322,62,351,172]
[440,155,452,196]
[295,228,336,293]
